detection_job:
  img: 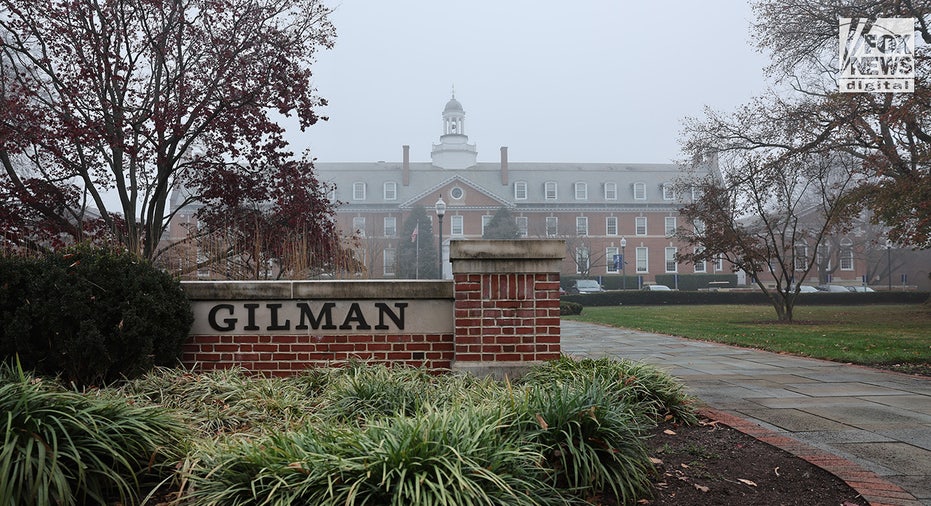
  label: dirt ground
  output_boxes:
[632,417,870,506]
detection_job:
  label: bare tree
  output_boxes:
[677,150,859,322]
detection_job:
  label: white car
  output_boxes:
[820,284,851,293]
[573,280,604,293]
[643,284,672,291]
[794,285,820,293]
[847,286,875,292]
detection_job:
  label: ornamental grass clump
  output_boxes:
[185,405,568,506]
[0,362,187,506]
[509,379,655,504]
[521,356,698,424]
[118,366,319,437]
[316,361,437,423]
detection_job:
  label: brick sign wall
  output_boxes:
[181,240,564,378]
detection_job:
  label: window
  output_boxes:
[514,181,528,200]
[516,216,528,238]
[383,217,397,237]
[662,183,676,200]
[576,248,590,274]
[482,215,493,236]
[450,186,464,199]
[544,181,558,200]
[794,244,809,271]
[328,188,337,203]
[635,216,647,236]
[606,247,619,273]
[574,182,588,200]
[383,182,397,201]
[451,215,464,236]
[352,182,366,200]
[816,244,831,270]
[693,219,706,235]
[352,217,365,237]
[665,247,678,273]
[605,216,618,236]
[383,248,396,276]
[576,216,588,236]
[840,238,854,270]
[545,216,558,237]
[691,186,701,201]
[636,247,648,273]
[664,216,677,237]
[604,182,617,200]
[714,255,724,272]
[693,248,706,273]
[633,182,646,200]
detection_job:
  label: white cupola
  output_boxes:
[431,89,477,169]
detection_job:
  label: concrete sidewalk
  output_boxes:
[560,320,931,506]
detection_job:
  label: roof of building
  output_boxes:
[313,160,713,209]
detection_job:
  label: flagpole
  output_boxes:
[415,222,420,279]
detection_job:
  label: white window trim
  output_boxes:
[516,216,528,238]
[636,246,648,273]
[574,182,588,200]
[635,216,647,236]
[606,247,619,273]
[662,183,676,200]
[633,182,646,200]
[576,216,588,236]
[514,181,528,200]
[665,217,677,238]
[604,182,617,200]
[544,181,558,200]
[383,181,397,201]
[605,216,618,236]
[545,216,558,237]
[352,182,366,201]
[450,215,464,236]
[383,217,397,237]
[665,247,678,273]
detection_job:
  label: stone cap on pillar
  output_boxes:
[449,240,565,274]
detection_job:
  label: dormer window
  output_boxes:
[633,182,646,200]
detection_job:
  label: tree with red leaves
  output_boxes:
[0,0,335,260]
[191,155,359,279]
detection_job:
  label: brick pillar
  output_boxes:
[449,240,564,379]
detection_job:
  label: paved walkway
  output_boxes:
[560,320,931,506]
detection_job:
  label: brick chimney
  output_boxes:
[402,145,410,186]
[500,146,509,185]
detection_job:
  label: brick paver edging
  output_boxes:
[698,407,923,506]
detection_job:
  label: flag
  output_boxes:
[411,224,419,243]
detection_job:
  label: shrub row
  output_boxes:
[562,289,930,306]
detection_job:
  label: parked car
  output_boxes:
[642,284,672,291]
[794,285,820,293]
[847,286,875,292]
[573,279,604,293]
[820,284,851,292]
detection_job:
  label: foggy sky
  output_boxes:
[288,1,772,165]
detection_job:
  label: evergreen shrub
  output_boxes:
[0,246,193,386]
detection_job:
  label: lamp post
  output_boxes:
[620,236,627,290]
[435,195,446,279]
[886,239,892,291]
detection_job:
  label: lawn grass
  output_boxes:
[566,304,931,367]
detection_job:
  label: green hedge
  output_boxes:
[561,274,738,291]
[562,290,930,306]
[0,246,193,386]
